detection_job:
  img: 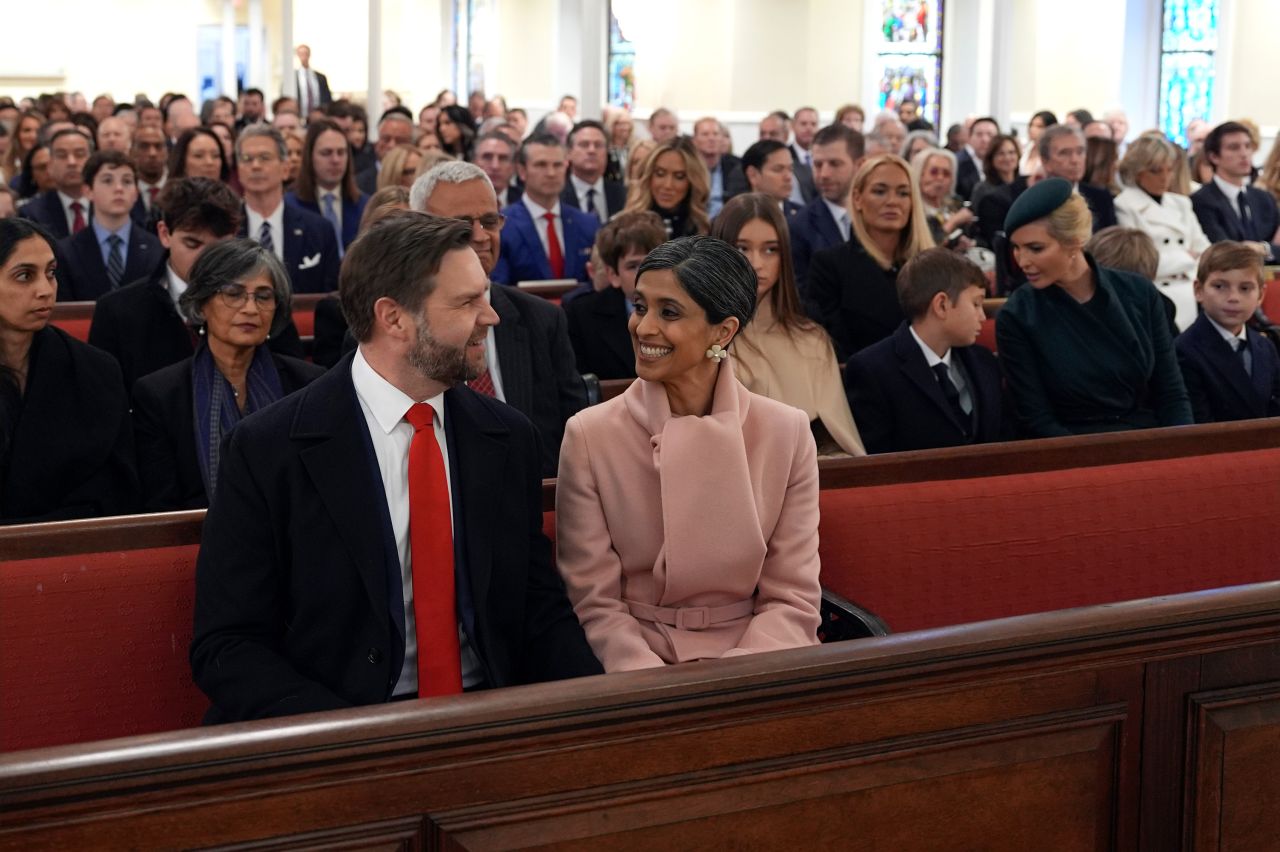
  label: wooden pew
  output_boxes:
[1,581,1277,850]
[4,420,1278,752]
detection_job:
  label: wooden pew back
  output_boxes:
[2,582,1277,851]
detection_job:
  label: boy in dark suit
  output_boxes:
[565,210,667,380]
[845,248,1007,453]
[1176,241,1280,422]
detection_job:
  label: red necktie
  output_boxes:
[70,201,87,234]
[403,402,463,697]
[468,368,496,397]
[542,211,565,278]
[148,186,159,208]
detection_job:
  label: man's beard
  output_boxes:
[406,311,483,386]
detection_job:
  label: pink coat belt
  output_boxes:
[625,598,754,631]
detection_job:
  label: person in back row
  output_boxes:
[1175,241,1280,422]
[89,177,303,390]
[845,248,1008,453]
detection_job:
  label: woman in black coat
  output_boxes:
[132,239,323,511]
[806,154,936,361]
[0,218,139,523]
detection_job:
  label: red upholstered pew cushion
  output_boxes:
[50,317,92,342]
[818,448,1280,633]
[0,545,205,751]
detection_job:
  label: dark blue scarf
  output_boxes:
[191,342,284,498]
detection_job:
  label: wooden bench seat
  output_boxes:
[1,581,1277,850]
[3,420,1278,752]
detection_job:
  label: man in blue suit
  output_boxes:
[1190,122,1280,265]
[21,128,93,240]
[285,118,369,255]
[236,124,339,293]
[492,133,598,289]
[56,150,163,300]
[790,124,864,295]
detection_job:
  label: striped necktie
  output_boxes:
[106,234,125,288]
[258,220,274,254]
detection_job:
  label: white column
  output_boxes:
[280,0,294,102]
[248,0,264,91]
[941,0,1012,129]
[368,0,383,133]
[553,0,582,112]
[1119,0,1161,135]
[220,0,237,97]
[577,0,608,118]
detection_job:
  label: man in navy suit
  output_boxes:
[955,117,999,201]
[235,124,339,293]
[1176,241,1280,422]
[190,214,601,723]
[845,249,1007,453]
[790,124,864,294]
[560,120,626,224]
[56,150,162,301]
[21,128,93,240]
[285,118,368,254]
[741,139,802,222]
[693,116,746,219]
[1190,122,1280,264]
[492,133,599,287]
[789,107,820,204]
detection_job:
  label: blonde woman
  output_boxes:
[807,153,935,360]
[996,178,1191,437]
[602,106,636,183]
[620,137,711,237]
[375,143,422,190]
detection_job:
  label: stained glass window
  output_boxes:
[1158,0,1218,146]
[874,0,944,129]
[608,4,637,110]
[452,0,494,98]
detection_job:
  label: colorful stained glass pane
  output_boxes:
[1162,0,1218,53]
[877,57,941,129]
[874,1,943,128]
[1159,52,1214,147]
[879,0,943,53]
[608,11,636,110]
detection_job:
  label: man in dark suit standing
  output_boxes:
[235,125,339,293]
[1190,121,1280,264]
[411,160,588,476]
[976,124,1117,250]
[790,124,864,294]
[955,117,998,201]
[21,128,92,240]
[56,150,162,300]
[693,116,746,219]
[190,215,602,722]
[492,134,599,289]
[789,106,820,205]
[560,120,626,224]
[284,45,332,120]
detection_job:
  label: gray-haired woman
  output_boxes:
[555,235,823,672]
[131,238,324,510]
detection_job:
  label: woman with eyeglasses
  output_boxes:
[132,238,323,510]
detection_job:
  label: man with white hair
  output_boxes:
[1104,109,1130,154]
[872,113,907,156]
[409,161,587,476]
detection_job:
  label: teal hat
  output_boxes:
[1004,177,1073,235]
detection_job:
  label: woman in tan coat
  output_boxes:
[711,193,865,456]
[556,236,822,672]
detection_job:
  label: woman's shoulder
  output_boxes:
[272,352,327,387]
[38,326,127,389]
[742,385,810,433]
[566,390,634,435]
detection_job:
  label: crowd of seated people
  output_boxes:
[2,81,1280,721]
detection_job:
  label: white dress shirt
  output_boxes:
[1213,174,1250,219]
[964,144,986,182]
[481,285,507,401]
[823,198,852,242]
[521,194,565,267]
[910,326,973,415]
[350,347,484,695]
[245,202,286,263]
[59,190,88,233]
[165,263,188,310]
[319,189,344,231]
[569,173,607,222]
[1207,315,1252,373]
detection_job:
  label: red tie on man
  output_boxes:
[542,211,565,278]
[70,201,87,234]
[403,402,463,697]
[468,368,497,397]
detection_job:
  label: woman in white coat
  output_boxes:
[1113,134,1209,330]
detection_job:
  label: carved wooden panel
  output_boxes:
[205,815,427,851]
[1184,683,1280,852]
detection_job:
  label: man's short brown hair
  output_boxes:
[896,247,986,318]
[158,177,242,237]
[84,149,137,186]
[339,211,475,342]
[1196,240,1266,287]
[594,210,666,270]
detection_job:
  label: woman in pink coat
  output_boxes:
[556,235,822,672]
